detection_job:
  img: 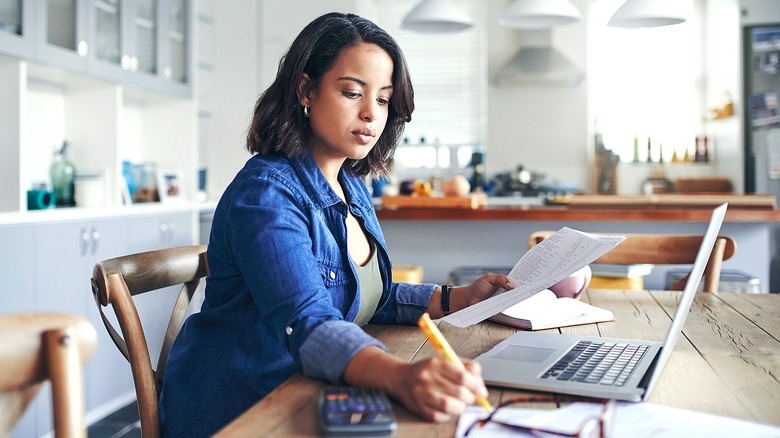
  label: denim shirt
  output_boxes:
[159,151,436,437]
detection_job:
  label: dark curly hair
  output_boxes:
[246,12,414,177]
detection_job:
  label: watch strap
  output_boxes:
[441,284,453,314]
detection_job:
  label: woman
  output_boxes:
[159,12,512,436]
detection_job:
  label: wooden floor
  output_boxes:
[87,402,140,438]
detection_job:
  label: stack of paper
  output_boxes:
[456,402,780,437]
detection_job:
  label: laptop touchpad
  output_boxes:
[493,345,556,363]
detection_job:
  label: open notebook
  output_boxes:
[488,289,614,331]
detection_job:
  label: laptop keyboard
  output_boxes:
[541,341,649,386]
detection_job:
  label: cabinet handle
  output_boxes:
[80,228,90,257]
[121,54,131,70]
[160,221,170,244]
[77,41,88,57]
[90,227,100,255]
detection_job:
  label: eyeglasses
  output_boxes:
[464,394,616,438]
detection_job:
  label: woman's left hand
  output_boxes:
[463,273,513,307]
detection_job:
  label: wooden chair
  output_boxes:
[90,245,209,438]
[528,231,736,293]
[0,313,97,438]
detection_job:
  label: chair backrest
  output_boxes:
[0,313,97,438]
[528,231,736,293]
[90,245,208,438]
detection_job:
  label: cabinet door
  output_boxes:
[33,218,133,435]
[0,224,35,314]
[125,212,194,367]
[86,0,130,81]
[126,211,194,253]
[2,224,36,438]
[34,0,90,72]
[0,0,34,57]
[158,0,190,96]
[125,0,161,90]
[127,0,192,96]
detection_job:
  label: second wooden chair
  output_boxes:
[0,313,97,438]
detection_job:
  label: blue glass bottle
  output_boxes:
[50,141,76,207]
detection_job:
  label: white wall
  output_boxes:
[486,0,590,190]
[203,1,259,197]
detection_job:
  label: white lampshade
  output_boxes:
[499,0,581,30]
[400,0,473,34]
[608,0,687,29]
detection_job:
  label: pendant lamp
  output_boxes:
[499,0,581,30]
[400,0,473,34]
[608,0,687,29]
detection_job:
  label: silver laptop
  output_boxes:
[475,203,728,402]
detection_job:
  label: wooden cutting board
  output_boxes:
[381,193,487,209]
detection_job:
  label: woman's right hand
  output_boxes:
[388,355,489,422]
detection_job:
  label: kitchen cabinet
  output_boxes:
[25,0,192,97]
[0,0,35,57]
[32,217,133,437]
[87,0,193,97]
[2,210,197,438]
[0,0,196,215]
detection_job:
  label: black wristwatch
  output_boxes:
[441,284,453,314]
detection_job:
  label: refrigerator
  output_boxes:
[743,24,780,292]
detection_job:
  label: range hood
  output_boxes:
[493,30,584,87]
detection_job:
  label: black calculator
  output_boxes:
[317,386,397,436]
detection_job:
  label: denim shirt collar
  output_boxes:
[288,151,374,218]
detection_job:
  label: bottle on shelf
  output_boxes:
[702,136,710,162]
[632,134,640,163]
[50,141,76,207]
[468,151,485,193]
[646,136,653,163]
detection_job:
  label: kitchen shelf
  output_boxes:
[0,0,196,216]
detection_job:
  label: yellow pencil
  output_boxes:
[417,313,493,411]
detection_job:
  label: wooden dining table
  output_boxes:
[215,290,780,437]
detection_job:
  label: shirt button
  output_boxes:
[285,326,293,335]
[330,270,336,279]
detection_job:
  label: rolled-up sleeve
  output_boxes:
[299,320,387,383]
[371,281,436,325]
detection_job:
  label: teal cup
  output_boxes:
[27,189,55,210]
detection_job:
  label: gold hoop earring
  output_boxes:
[303,105,310,118]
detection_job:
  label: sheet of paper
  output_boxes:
[456,402,780,438]
[442,227,625,328]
